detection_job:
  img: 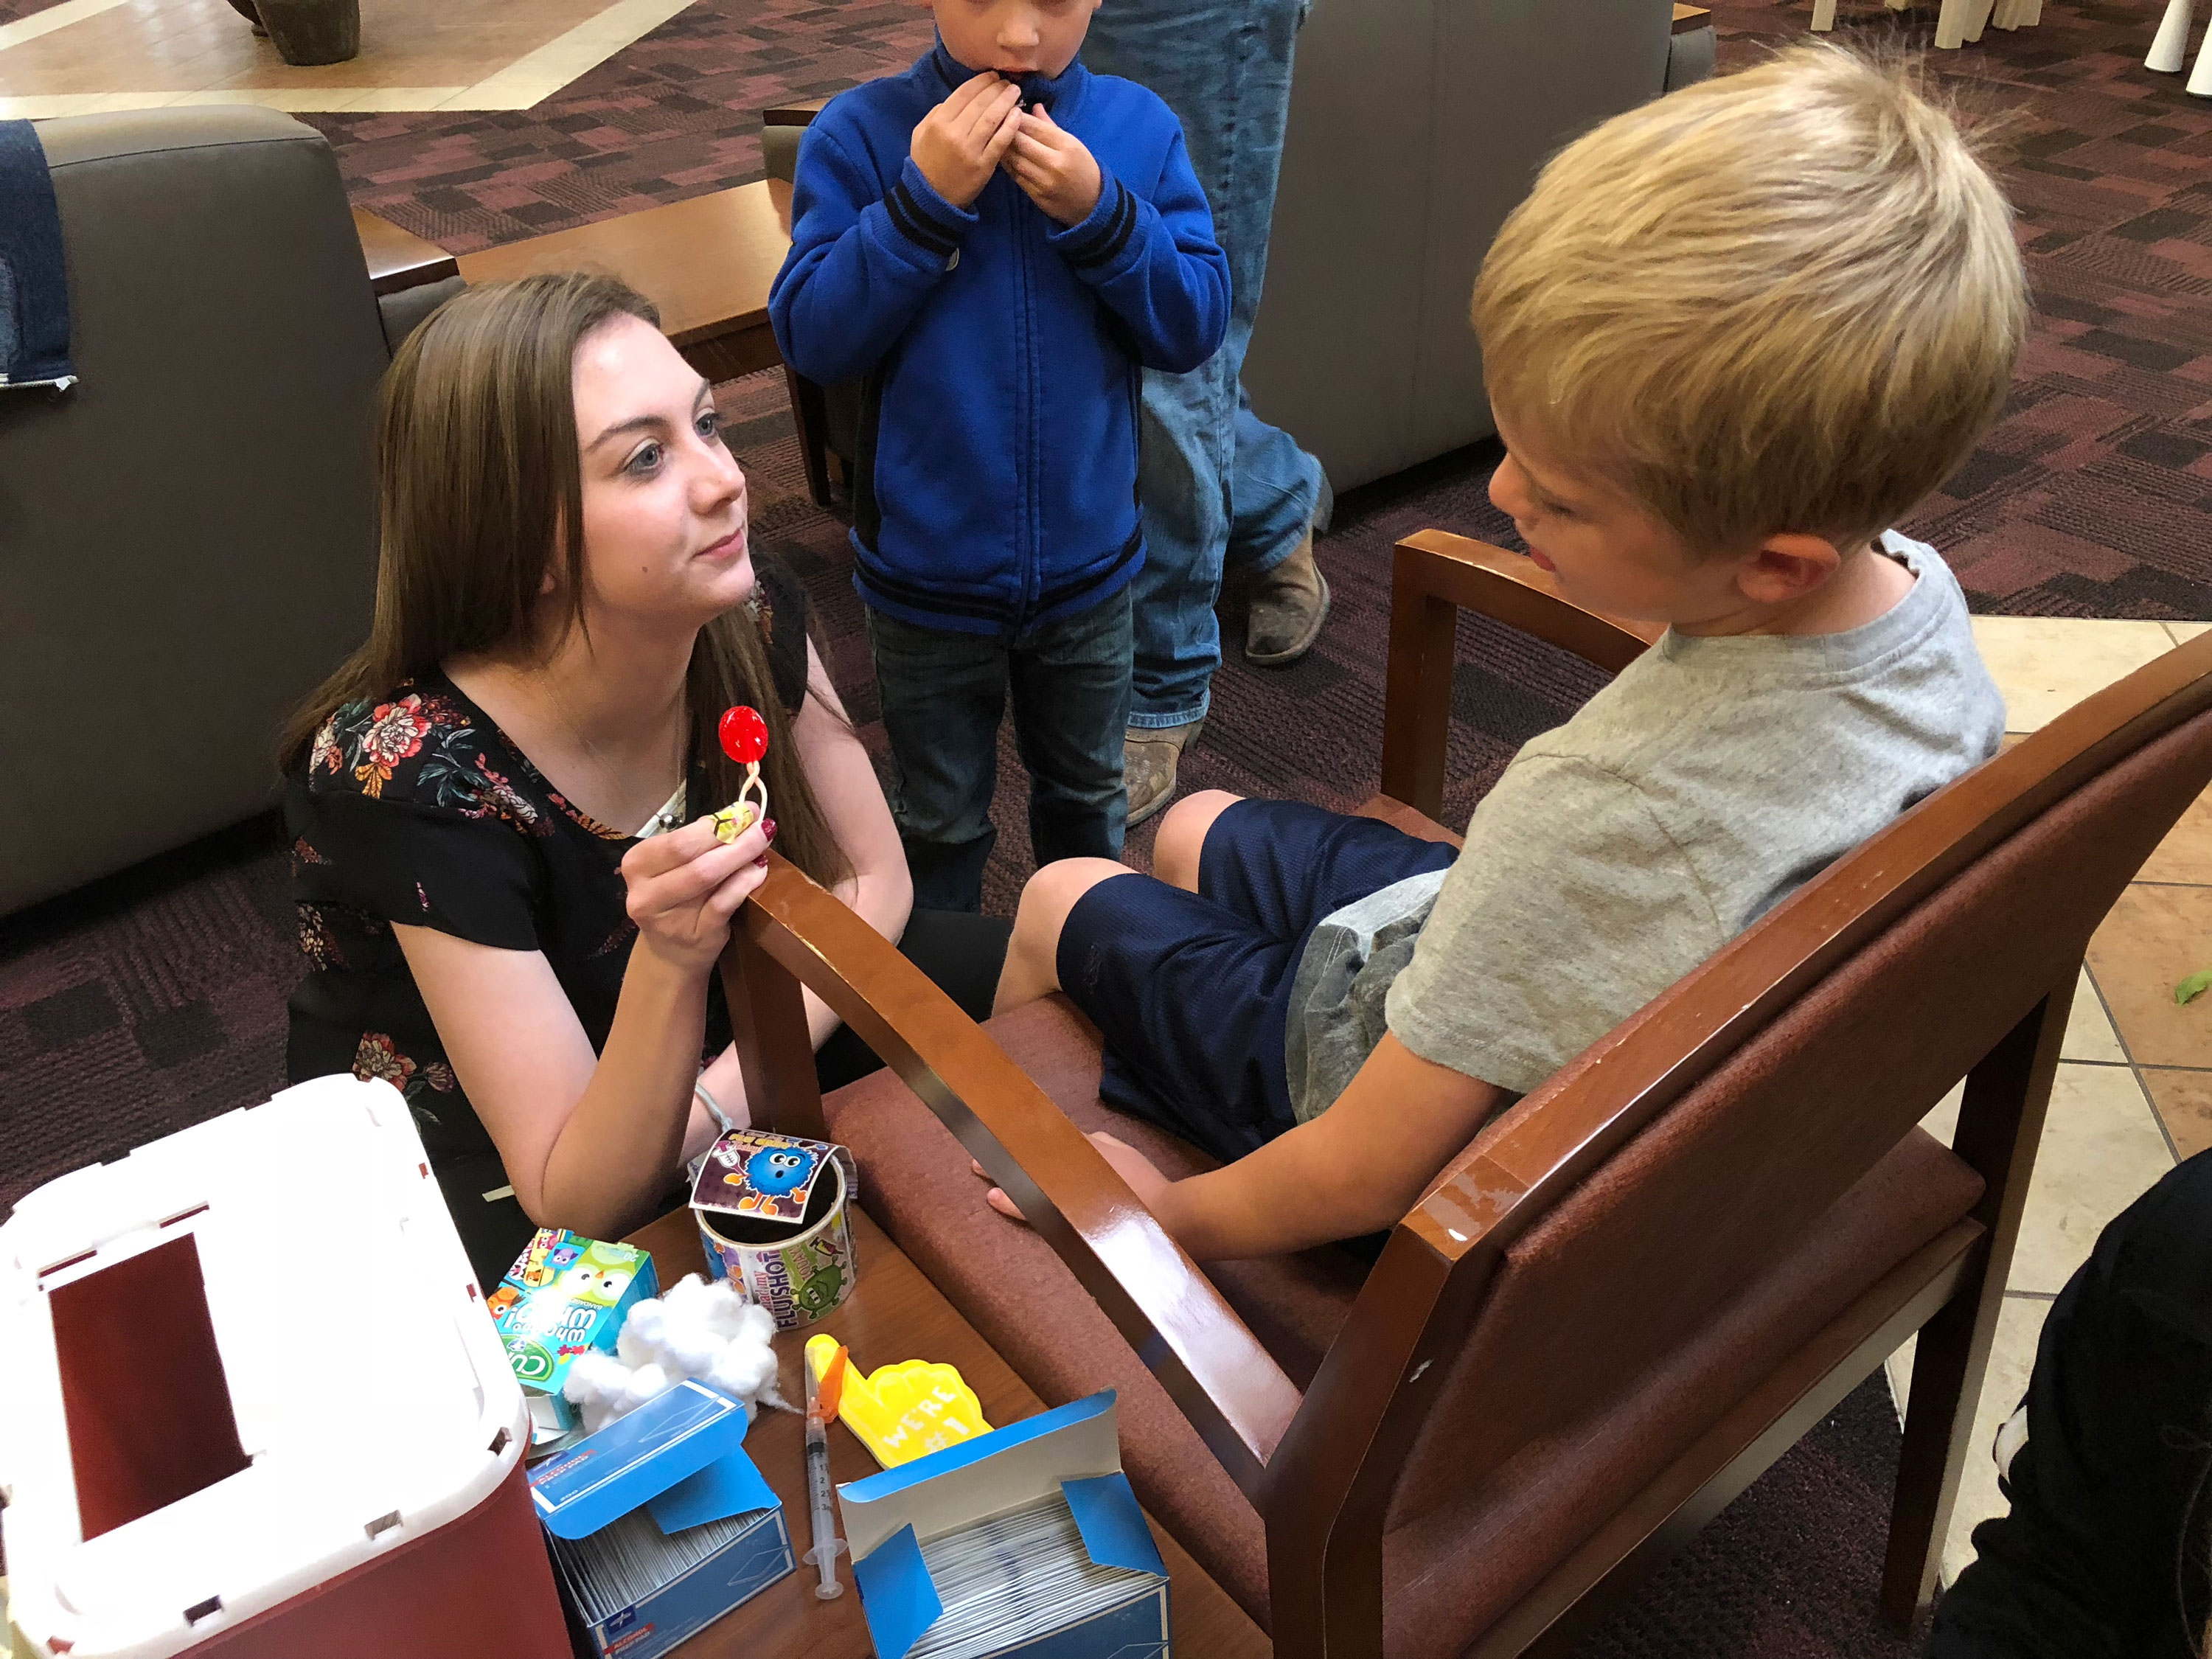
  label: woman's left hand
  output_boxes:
[616,813,774,978]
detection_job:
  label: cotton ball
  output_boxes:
[698,1279,759,1343]
[704,1335,779,1415]
[563,1350,637,1435]
[563,1349,629,1408]
[555,1271,792,1436]
[619,1362,672,1416]
[661,1272,713,1314]
[616,1298,668,1368]
[650,1298,726,1381]
[732,1299,776,1349]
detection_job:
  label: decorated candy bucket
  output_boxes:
[696,1149,859,1330]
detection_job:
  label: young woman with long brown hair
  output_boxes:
[282,272,1005,1285]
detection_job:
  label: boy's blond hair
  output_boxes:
[1471,45,2026,554]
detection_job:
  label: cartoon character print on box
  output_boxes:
[495,1236,652,1385]
[698,1148,862,1331]
[560,1245,640,1308]
[690,1130,832,1225]
[515,1231,588,1290]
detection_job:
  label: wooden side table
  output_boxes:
[622,1206,1272,1659]
[453,180,795,385]
[352,206,459,297]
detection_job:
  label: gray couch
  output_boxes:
[1244,0,1691,492]
[0,109,420,916]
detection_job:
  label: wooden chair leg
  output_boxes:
[722,900,828,1143]
[1880,976,2070,1627]
[784,364,836,509]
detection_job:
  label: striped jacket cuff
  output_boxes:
[1053,173,1137,273]
[885,158,973,261]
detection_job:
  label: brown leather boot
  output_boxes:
[1244,531,1329,667]
[1122,717,1205,827]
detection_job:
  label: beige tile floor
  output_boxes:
[1887,614,2208,1585]
[0,0,694,114]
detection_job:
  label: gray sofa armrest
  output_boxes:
[1,108,389,915]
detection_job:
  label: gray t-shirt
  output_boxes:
[1284,535,2004,1120]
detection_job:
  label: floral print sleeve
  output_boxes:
[284,669,738,1290]
[290,681,546,951]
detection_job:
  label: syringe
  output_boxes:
[803,1342,849,1600]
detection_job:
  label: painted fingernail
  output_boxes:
[755,854,771,869]
[762,818,778,842]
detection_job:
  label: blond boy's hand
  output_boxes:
[1003,106,1103,227]
[973,1132,1172,1225]
[911,72,1024,209]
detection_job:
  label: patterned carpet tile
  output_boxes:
[305,0,931,252]
[1704,1,2212,617]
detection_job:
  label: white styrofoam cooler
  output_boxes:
[0,1075,536,1659]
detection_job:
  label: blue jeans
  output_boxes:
[1085,0,1329,731]
[865,588,1133,913]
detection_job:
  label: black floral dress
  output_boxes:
[285,562,810,1287]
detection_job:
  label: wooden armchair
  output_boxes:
[718,529,2212,1658]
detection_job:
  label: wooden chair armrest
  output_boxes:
[352,206,458,297]
[720,857,1303,1497]
[1380,529,1662,819]
[1397,529,1660,667]
[762,97,828,126]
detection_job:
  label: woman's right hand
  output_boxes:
[618,815,776,977]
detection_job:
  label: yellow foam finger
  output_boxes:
[806,1335,991,1469]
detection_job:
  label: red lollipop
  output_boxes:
[718,705,769,766]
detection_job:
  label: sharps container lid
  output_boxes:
[0,1074,529,1659]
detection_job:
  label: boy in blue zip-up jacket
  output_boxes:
[768,0,1229,912]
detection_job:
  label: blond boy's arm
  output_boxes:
[1094,1034,1508,1262]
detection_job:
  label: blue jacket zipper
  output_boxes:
[1014,181,1039,632]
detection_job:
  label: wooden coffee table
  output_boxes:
[622,1206,1271,1658]
[453,180,795,384]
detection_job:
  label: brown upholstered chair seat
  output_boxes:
[824,995,1983,1649]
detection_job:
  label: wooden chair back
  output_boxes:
[717,526,2212,1653]
[1262,591,2212,1644]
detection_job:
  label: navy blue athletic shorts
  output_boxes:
[1055,799,1458,1163]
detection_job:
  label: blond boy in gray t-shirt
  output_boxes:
[982,46,2029,1262]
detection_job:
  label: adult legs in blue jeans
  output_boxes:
[1086,0,1331,762]
[866,588,1133,913]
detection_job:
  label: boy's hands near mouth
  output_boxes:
[1003,106,1103,227]
[912,72,1024,209]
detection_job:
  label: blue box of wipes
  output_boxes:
[529,1379,795,1659]
[838,1391,1170,1659]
